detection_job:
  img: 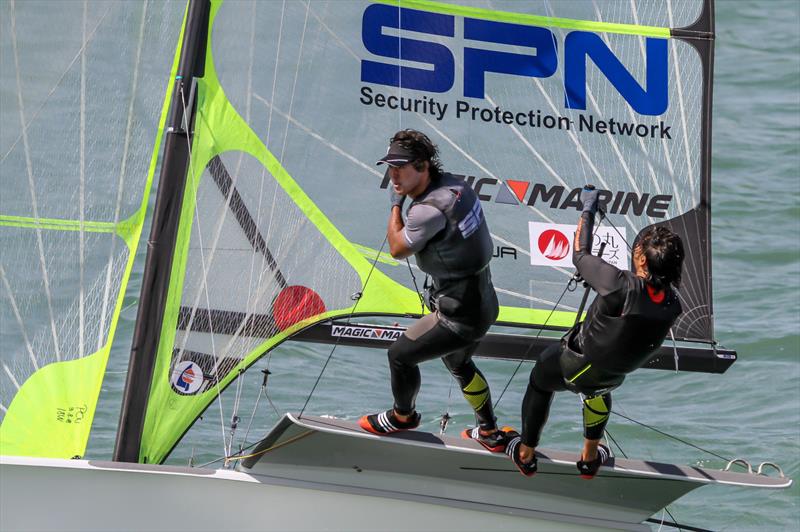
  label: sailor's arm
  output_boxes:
[388,202,446,260]
[388,206,414,259]
[573,186,624,296]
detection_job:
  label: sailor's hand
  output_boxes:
[580,185,599,215]
[390,188,407,210]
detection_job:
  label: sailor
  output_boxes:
[359,129,506,452]
[505,185,684,477]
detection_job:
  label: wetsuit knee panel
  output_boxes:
[461,371,490,411]
[582,394,611,440]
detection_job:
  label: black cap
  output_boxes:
[376,141,415,167]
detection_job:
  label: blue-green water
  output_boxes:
[82,2,799,530]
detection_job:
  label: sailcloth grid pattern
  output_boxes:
[0,1,184,458]
[139,0,715,463]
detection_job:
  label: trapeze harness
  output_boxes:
[521,211,683,446]
[389,173,500,430]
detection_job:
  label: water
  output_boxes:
[10,1,800,530]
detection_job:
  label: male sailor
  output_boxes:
[359,129,506,452]
[505,186,684,477]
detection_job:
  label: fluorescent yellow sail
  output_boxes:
[0,1,184,458]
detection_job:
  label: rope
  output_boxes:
[611,409,732,462]
[228,430,315,463]
[405,258,426,314]
[493,218,604,408]
[298,235,388,417]
[492,277,576,408]
[605,427,684,532]
[176,81,231,459]
[197,430,314,468]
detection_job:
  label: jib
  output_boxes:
[361,4,668,116]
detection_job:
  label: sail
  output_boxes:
[0,1,185,457]
[136,0,716,463]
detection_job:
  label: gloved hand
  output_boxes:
[390,188,406,210]
[580,185,599,215]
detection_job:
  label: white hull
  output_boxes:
[2,415,789,531]
[0,456,630,531]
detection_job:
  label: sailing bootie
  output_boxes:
[461,427,510,453]
[502,428,537,477]
[359,409,421,435]
[576,443,612,479]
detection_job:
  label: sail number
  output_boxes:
[361,4,668,116]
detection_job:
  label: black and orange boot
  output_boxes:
[577,444,612,479]
[358,409,421,435]
[461,426,510,453]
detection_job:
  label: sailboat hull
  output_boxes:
[1,414,789,531]
[1,455,634,531]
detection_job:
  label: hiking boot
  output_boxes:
[461,427,510,453]
[577,443,612,479]
[502,428,537,477]
[358,409,421,435]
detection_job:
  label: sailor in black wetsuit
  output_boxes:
[505,185,685,477]
[359,129,506,452]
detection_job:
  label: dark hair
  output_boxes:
[637,226,684,290]
[390,129,443,180]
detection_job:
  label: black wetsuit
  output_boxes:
[389,173,500,430]
[521,211,683,446]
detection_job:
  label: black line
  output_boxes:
[458,467,688,482]
[177,306,276,337]
[206,155,287,288]
[645,517,714,532]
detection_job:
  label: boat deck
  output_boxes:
[239,414,790,529]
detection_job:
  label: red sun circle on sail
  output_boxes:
[273,285,326,331]
[537,229,570,260]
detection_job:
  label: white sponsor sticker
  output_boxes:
[528,222,628,269]
[171,361,204,395]
[331,325,403,341]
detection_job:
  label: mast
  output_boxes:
[114,0,210,463]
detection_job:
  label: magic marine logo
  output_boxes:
[379,174,673,218]
[331,325,403,342]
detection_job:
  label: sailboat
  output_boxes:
[0,0,791,530]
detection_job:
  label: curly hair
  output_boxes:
[390,129,443,180]
[637,226,684,290]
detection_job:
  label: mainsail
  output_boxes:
[104,0,723,465]
[0,1,185,457]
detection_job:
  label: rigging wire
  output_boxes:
[610,410,731,462]
[605,427,685,532]
[298,235,389,418]
[493,217,605,408]
[405,258,426,314]
[225,368,244,459]
[492,276,576,409]
[239,369,271,451]
[177,81,231,458]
